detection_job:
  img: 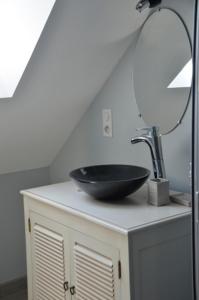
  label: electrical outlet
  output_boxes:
[102,109,112,137]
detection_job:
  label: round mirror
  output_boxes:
[133,8,192,135]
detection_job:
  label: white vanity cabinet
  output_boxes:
[22,181,192,300]
[29,212,121,300]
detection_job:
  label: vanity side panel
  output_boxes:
[128,216,193,300]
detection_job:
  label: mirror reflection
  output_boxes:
[133,8,192,134]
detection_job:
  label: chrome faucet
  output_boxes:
[131,126,166,179]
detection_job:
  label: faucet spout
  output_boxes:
[131,126,166,179]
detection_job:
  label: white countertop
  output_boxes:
[21,181,191,235]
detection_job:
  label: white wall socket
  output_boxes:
[102,109,112,137]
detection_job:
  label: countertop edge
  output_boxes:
[21,190,191,235]
[21,190,129,235]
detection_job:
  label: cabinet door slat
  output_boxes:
[36,251,63,276]
[35,261,64,281]
[76,277,114,297]
[35,244,64,263]
[75,254,114,279]
[74,243,115,300]
[75,252,113,272]
[75,264,113,287]
[34,225,63,242]
[33,224,67,300]
[36,275,65,298]
[75,244,113,267]
[35,235,64,254]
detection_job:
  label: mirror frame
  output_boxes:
[134,7,193,135]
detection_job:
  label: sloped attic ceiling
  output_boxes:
[0,0,148,174]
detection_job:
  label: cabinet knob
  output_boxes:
[63,281,69,291]
[70,286,76,295]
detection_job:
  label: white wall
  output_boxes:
[50,0,195,194]
[0,0,144,175]
[0,167,50,284]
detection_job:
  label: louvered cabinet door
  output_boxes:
[70,231,121,300]
[30,213,70,300]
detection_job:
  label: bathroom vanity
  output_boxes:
[21,181,192,300]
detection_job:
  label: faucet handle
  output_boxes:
[136,127,152,131]
[136,126,160,136]
[136,127,153,135]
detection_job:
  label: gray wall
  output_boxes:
[0,0,137,176]
[50,0,194,194]
[0,167,50,284]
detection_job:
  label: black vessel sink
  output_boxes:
[69,164,150,200]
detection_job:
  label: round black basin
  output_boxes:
[69,164,150,200]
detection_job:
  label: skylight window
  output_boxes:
[0,0,56,98]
